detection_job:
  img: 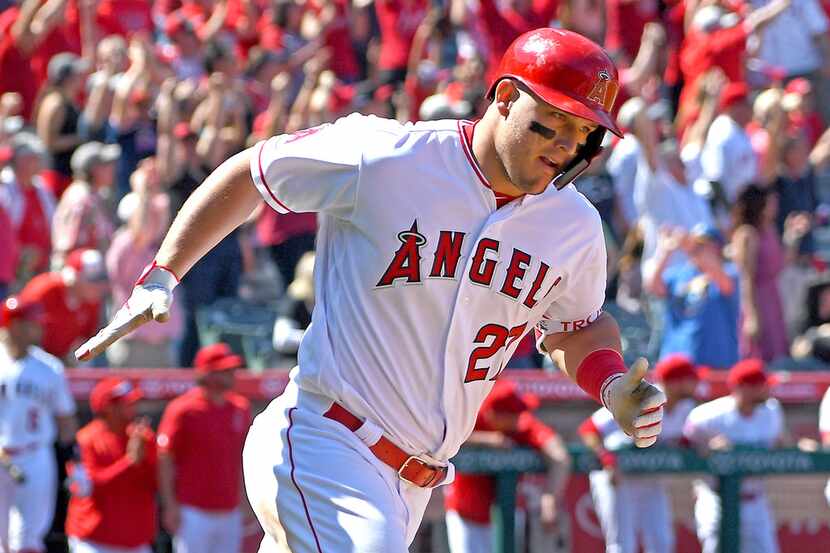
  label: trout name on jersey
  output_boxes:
[375,220,560,310]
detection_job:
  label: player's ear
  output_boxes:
[495,80,520,116]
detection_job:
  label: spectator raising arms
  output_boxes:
[35,52,89,199]
[647,224,740,369]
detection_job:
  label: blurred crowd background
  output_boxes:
[5,0,830,372]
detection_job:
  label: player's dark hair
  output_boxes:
[732,184,769,230]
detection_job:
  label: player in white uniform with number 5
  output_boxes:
[683,359,784,553]
[76,29,667,552]
[0,296,78,553]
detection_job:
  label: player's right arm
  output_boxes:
[77,115,369,360]
[75,148,261,360]
[152,148,261,285]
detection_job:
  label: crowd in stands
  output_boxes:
[3,0,830,372]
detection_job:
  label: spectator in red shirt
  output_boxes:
[374,0,428,87]
[66,0,154,39]
[0,0,74,120]
[678,0,790,127]
[469,0,558,82]
[305,0,359,83]
[0,205,16,299]
[157,343,252,553]
[0,133,56,282]
[65,377,157,553]
[444,380,571,553]
[17,248,108,363]
[604,0,659,65]
[782,78,825,147]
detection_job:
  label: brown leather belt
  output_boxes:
[323,402,448,488]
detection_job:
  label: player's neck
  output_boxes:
[471,114,525,198]
[200,386,228,405]
[1,338,28,360]
[735,397,756,417]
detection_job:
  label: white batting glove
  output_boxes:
[602,358,666,448]
[75,263,179,362]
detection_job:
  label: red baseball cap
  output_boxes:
[785,77,811,96]
[480,380,539,415]
[719,82,750,111]
[194,343,244,374]
[0,296,45,328]
[65,248,108,282]
[90,377,143,414]
[654,354,700,382]
[728,359,777,388]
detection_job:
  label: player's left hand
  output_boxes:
[540,493,558,530]
[603,358,666,448]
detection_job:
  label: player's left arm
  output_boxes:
[56,414,79,445]
[543,312,665,447]
[538,433,571,517]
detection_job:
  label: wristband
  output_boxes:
[598,450,618,469]
[135,260,180,289]
[575,349,626,406]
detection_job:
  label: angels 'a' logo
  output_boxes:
[587,70,611,106]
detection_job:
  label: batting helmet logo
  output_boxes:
[587,70,612,107]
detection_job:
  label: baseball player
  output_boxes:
[157,343,252,553]
[683,359,784,553]
[0,296,78,553]
[444,379,570,553]
[819,384,830,506]
[76,28,666,552]
[579,354,700,553]
[64,377,157,553]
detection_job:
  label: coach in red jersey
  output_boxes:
[157,343,252,553]
[65,377,157,553]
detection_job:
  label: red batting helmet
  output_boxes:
[488,28,623,138]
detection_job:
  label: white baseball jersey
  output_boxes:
[251,114,606,462]
[684,395,783,496]
[820,387,830,508]
[819,386,830,440]
[0,343,76,450]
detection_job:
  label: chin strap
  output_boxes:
[551,127,607,191]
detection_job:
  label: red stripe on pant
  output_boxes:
[286,407,324,553]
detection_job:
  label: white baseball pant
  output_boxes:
[68,537,153,553]
[0,447,56,553]
[444,510,492,553]
[242,382,435,553]
[694,484,779,553]
[173,505,242,553]
[589,470,674,553]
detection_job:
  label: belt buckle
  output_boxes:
[398,456,445,488]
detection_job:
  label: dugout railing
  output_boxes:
[452,445,830,553]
